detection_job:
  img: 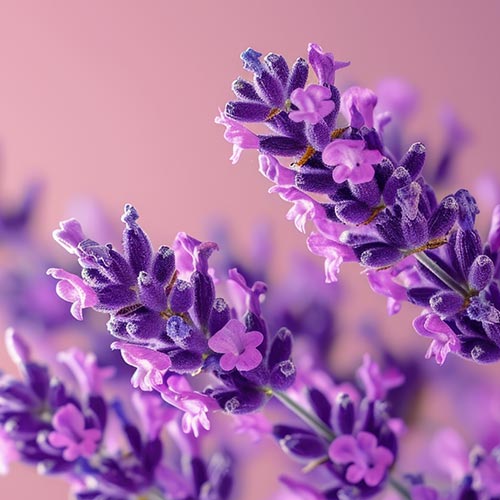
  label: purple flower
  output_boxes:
[306,232,354,283]
[413,311,460,364]
[46,268,98,320]
[157,375,218,438]
[48,404,101,461]
[341,86,378,129]
[208,319,264,371]
[356,354,405,401]
[328,431,394,487]
[308,43,349,85]
[5,328,31,366]
[111,341,172,391]
[172,232,218,278]
[58,348,115,397]
[215,110,260,164]
[487,205,500,253]
[52,218,86,255]
[226,268,267,317]
[289,84,335,125]
[258,154,296,185]
[322,139,384,184]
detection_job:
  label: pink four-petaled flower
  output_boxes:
[48,403,101,461]
[208,319,263,372]
[322,139,383,184]
[289,84,335,125]
[328,431,394,487]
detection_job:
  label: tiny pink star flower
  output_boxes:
[322,139,384,184]
[48,404,101,461]
[413,311,460,364]
[208,319,264,372]
[289,84,335,125]
[46,268,98,320]
[329,431,394,487]
[111,341,172,391]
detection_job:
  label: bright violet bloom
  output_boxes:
[157,375,218,438]
[208,319,264,371]
[356,354,405,401]
[413,311,460,364]
[258,154,296,185]
[322,139,384,184]
[308,42,350,85]
[488,205,500,253]
[215,110,260,164]
[46,268,98,320]
[328,431,394,487]
[52,218,86,255]
[48,404,101,461]
[341,86,378,129]
[289,84,335,125]
[58,349,115,397]
[111,341,172,391]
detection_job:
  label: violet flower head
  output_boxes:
[307,42,349,85]
[208,319,264,372]
[52,218,86,255]
[289,84,335,125]
[48,403,102,461]
[322,139,383,184]
[328,431,394,487]
[341,86,378,129]
[356,354,405,401]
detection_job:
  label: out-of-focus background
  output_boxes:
[0,1,500,498]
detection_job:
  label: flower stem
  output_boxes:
[273,390,335,441]
[415,252,469,296]
[389,477,412,500]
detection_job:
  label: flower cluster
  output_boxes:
[0,329,234,499]
[48,204,296,430]
[218,43,500,365]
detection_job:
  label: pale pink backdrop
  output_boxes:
[0,1,499,498]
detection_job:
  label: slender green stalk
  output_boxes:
[415,252,469,296]
[273,390,335,441]
[389,477,412,500]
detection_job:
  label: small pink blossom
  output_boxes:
[215,110,259,164]
[329,431,394,487]
[258,154,296,185]
[356,354,405,401]
[323,139,384,184]
[413,311,460,364]
[208,319,263,372]
[52,218,86,255]
[46,268,98,320]
[48,404,101,461]
[289,84,335,125]
[111,341,172,391]
[156,375,218,438]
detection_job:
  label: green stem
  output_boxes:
[414,252,469,296]
[389,477,412,500]
[273,390,335,441]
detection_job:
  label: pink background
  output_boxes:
[1,1,500,498]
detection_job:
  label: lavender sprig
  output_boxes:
[218,43,500,365]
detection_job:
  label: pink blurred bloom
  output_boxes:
[413,311,460,364]
[48,404,101,461]
[323,139,383,184]
[289,84,335,125]
[46,267,98,320]
[0,426,19,475]
[58,348,115,397]
[356,354,405,401]
[208,319,264,371]
[329,431,394,487]
[215,109,259,164]
[276,475,327,500]
[232,413,273,443]
[111,341,172,391]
